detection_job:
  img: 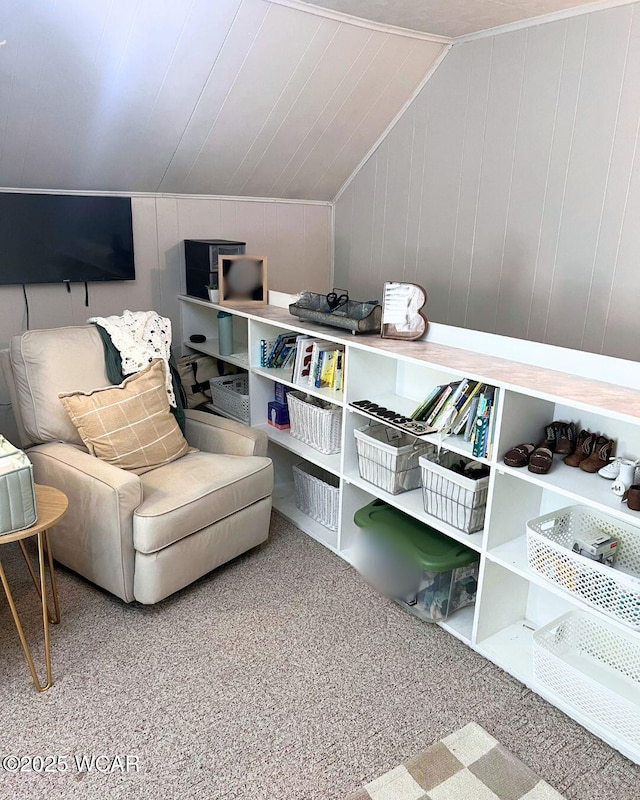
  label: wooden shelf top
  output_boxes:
[226,301,640,423]
[178,295,640,423]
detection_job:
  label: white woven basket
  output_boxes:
[287,391,342,455]
[534,611,640,749]
[209,374,250,424]
[527,505,640,630]
[354,425,433,495]
[419,453,489,533]
[293,462,340,531]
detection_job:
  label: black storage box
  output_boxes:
[184,239,246,300]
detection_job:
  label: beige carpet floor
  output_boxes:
[0,512,639,800]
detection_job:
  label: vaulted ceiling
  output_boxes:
[0,0,445,201]
[297,0,611,37]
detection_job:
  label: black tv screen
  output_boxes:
[0,193,135,285]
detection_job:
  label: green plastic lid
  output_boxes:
[353,499,478,573]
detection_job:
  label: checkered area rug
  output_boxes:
[346,722,566,800]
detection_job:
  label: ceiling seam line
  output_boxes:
[154,0,245,192]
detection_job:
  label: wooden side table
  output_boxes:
[0,485,68,692]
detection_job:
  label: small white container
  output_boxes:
[527,505,640,630]
[287,391,342,455]
[293,462,340,531]
[208,374,250,424]
[534,611,640,751]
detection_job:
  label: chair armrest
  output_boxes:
[27,442,143,603]
[184,409,268,457]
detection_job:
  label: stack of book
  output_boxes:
[411,379,498,458]
[259,333,298,369]
[258,334,345,392]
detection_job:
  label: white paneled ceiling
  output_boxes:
[294,0,617,37]
[0,0,445,200]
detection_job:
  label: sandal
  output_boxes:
[504,443,535,468]
[528,446,553,474]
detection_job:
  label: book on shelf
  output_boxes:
[309,342,344,390]
[293,337,318,384]
[259,338,277,367]
[452,382,484,433]
[427,382,459,426]
[485,397,498,460]
[471,387,497,459]
[463,396,480,441]
[435,379,470,431]
[260,333,297,369]
[334,351,344,393]
[317,350,337,389]
[410,379,498,457]
[290,335,311,383]
[411,384,444,421]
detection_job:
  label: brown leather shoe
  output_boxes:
[539,424,558,452]
[504,443,535,468]
[580,436,615,473]
[528,446,554,474]
[555,422,576,455]
[564,430,596,467]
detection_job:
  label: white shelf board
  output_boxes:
[487,536,531,574]
[252,366,344,406]
[499,461,640,529]
[272,483,339,552]
[439,603,475,645]
[344,470,484,553]
[348,399,492,466]
[256,423,342,476]
[476,620,537,686]
[183,339,249,369]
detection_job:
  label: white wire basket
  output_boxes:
[208,374,250,424]
[419,453,489,533]
[287,391,342,455]
[533,611,640,750]
[527,505,640,630]
[293,462,340,531]
[354,424,434,495]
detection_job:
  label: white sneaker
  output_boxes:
[599,457,639,479]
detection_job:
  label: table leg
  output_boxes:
[17,532,60,625]
[0,531,55,692]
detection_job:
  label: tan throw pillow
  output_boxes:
[59,360,189,474]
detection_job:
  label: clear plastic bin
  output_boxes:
[353,499,479,622]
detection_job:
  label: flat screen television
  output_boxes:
[0,193,135,285]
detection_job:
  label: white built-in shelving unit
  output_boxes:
[179,291,640,764]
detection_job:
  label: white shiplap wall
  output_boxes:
[334,3,640,361]
[0,194,331,439]
[0,0,445,201]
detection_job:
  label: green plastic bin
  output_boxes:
[353,499,479,622]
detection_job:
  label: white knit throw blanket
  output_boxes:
[87,310,176,407]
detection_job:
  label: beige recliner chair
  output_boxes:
[0,325,273,604]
